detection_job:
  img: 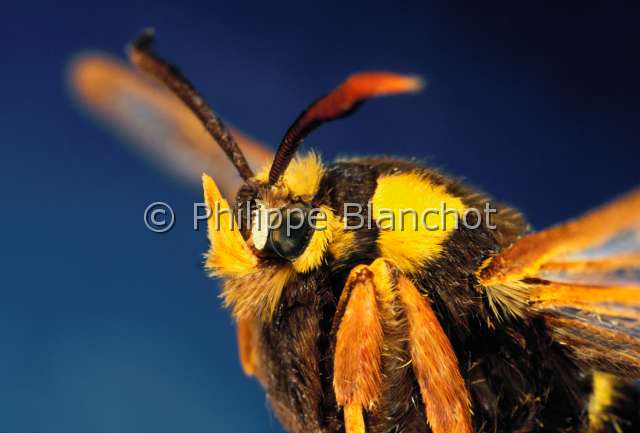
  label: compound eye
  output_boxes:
[268,204,314,260]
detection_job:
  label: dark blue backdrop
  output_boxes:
[1,2,638,432]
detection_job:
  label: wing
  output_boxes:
[479,189,640,376]
[68,53,273,197]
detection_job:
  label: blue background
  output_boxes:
[1,2,639,432]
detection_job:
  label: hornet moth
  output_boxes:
[70,30,640,433]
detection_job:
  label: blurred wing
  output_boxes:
[68,53,273,197]
[479,189,640,376]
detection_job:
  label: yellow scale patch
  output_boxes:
[371,172,465,273]
[588,372,618,433]
[293,205,343,273]
[255,151,325,200]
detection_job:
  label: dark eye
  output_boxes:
[267,204,314,260]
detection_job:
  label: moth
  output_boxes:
[70,30,640,433]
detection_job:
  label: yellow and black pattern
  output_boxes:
[71,34,640,433]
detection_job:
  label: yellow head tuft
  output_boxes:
[202,174,257,277]
[256,151,325,199]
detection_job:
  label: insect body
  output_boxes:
[71,31,640,433]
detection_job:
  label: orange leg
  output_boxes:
[333,261,390,432]
[236,318,256,376]
[396,275,472,433]
[332,259,472,433]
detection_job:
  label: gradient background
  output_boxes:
[1,2,639,432]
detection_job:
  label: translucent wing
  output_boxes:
[68,53,273,197]
[479,189,640,376]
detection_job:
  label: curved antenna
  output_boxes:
[268,72,423,185]
[128,29,255,181]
